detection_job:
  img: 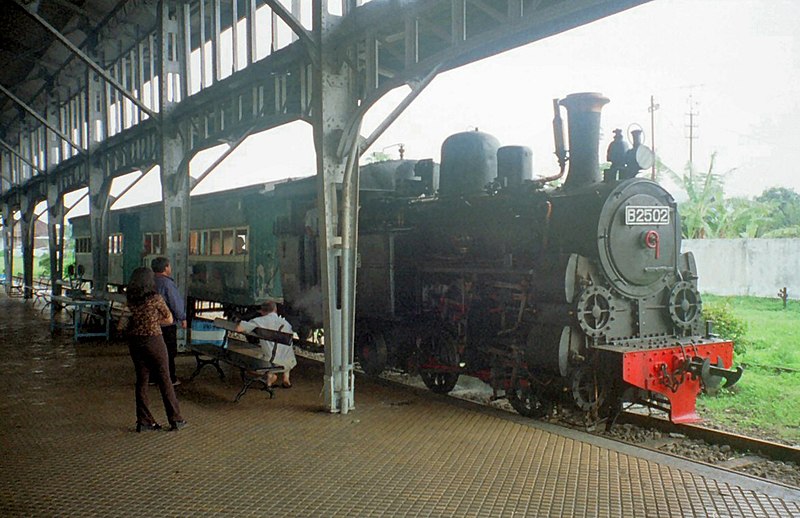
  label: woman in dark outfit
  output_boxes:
[125,267,187,432]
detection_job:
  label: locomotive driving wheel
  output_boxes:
[576,286,614,338]
[356,327,388,377]
[668,281,702,329]
[507,376,553,418]
[569,363,607,413]
[417,330,460,394]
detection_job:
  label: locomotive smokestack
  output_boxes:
[560,92,610,189]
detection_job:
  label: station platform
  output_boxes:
[1,296,799,517]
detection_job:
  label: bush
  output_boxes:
[38,254,51,277]
[703,300,748,354]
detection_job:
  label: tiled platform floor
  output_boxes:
[1,296,799,517]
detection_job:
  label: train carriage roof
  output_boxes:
[68,177,309,225]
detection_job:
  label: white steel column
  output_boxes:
[87,167,112,293]
[19,195,36,298]
[46,183,65,298]
[159,0,191,297]
[46,100,66,297]
[1,203,12,295]
[87,43,112,295]
[313,0,361,414]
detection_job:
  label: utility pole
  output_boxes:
[685,94,699,171]
[648,95,659,181]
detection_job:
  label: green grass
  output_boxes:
[697,295,800,443]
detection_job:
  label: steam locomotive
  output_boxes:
[72,92,741,423]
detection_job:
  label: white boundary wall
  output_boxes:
[681,238,800,299]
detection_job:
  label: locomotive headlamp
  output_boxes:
[633,145,655,171]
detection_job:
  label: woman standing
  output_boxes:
[124,267,187,432]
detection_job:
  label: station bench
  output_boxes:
[8,275,25,297]
[188,318,293,402]
[31,277,52,310]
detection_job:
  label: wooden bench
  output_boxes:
[31,277,52,310]
[188,318,293,402]
[8,275,25,297]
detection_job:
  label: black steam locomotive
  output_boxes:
[72,92,741,424]
[277,92,741,424]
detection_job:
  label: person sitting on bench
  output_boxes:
[235,301,296,388]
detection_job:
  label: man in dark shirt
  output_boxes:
[151,257,186,386]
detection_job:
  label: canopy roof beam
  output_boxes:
[0,84,85,153]
[0,136,46,173]
[11,0,158,120]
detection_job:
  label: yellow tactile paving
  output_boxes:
[1,296,799,517]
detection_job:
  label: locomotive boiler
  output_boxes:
[319,92,742,424]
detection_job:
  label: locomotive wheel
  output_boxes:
[569,364,607,413]
[417,332,460,394]
[420,370,460,394]
[508,380,553,419]
[356,328,388,377]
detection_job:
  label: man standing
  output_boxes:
[151,257,186,386]
[236,301,296,388]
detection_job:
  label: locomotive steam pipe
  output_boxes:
[534,99,568,185]
[560,93,610,190]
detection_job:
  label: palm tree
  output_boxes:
[660,153,730,238]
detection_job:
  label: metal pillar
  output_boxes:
[86,40,112,295]
[46,183,65,298]
[313,1,361,414]
[1,204,12,294]
[159,1,190,298]
[159,133,189,292]
[19,195,36,298]
[88,167,112,294]
[46,98,65,298]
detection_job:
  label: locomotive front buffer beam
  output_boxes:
[602,341,742,423]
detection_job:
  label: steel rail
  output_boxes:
[617,411,800,464]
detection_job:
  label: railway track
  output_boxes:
[616,411,800,464]
[604,410,800,488]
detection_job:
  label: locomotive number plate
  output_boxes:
[625,205,670,225]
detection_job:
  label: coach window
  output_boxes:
[76,238,91,253]
[235,228,248,255]
[222,229,235,255]
[143,234,152,255]
[153,233,162,254]
[210,230,222,255]
[189,231,199,255]
[108,234,123,255]
[200,231,209,255]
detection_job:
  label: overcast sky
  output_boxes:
[72,0,799,213]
